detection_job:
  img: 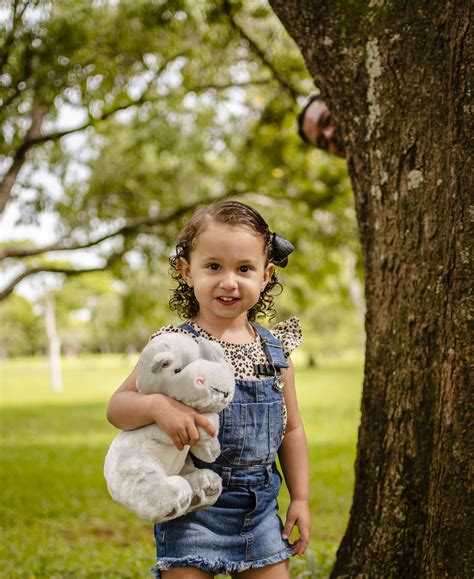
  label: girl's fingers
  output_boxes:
[291,524,310,554]
[194,413,217,437]
[177,431,191,447]
[186,424,200,446]
[291,532,308,554]
[177,423,194,447]
[282,517,295,540]
[293,538,308,555]
[160,405,216,448]
[173,435,184,450]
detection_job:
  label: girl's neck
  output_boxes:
[192,315,256,344]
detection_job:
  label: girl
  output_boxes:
[107,201,311,578]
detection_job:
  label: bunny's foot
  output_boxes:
[182,469,223,512]
[135,475,192,523]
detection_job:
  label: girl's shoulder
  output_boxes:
[148,324,195,342]
[265,316,302,358]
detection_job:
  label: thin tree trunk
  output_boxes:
[43,293,62,393]
[269,1,473,576]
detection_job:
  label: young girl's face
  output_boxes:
[179,222,274,325]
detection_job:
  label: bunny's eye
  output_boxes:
[174,368,181,374]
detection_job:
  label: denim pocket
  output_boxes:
[220,401,284,465]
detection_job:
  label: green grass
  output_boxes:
[0,355,362,578]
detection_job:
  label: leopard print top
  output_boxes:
[150,316,302,380]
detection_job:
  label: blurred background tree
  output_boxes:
[1,0,363,359]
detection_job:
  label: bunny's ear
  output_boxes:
[198,338,226,362]
[151,351,174,373]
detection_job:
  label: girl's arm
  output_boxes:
[107,367,216,450]
[278,358,312,555]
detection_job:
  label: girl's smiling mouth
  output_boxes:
[217,296,240,305]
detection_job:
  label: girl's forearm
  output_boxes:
[107,382,217,450]
[107,390,164,430]
[278,425,310,501]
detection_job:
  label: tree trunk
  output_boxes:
[269,1,472,576]
[43,293,63,393]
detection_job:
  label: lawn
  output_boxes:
[0,354,362,578]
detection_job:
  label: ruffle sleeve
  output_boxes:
[271,316,302,358]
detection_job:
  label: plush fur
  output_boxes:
[104,333,235,522]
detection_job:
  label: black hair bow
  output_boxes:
[271,233,294,267]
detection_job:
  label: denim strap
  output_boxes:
[180,321,289,371]
[179,322,200,337]
[249,322,289,370]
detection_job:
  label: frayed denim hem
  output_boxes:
[151,547,293,577]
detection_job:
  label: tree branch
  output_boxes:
[0,250,124,301]
[0,0,25,71]
[0,70,271,216]
[192,78,272,91]
[0,189,244,261]
[0,189,253,298]
[0,53,183,215]
[0,97,48,214]
[6,77,273,150]
[2,83,24,110]
[222,0,304,102]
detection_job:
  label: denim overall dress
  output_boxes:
[152,322,293,577]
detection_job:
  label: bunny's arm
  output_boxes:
[189,413,221,463]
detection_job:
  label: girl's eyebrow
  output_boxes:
[201,256,258,264]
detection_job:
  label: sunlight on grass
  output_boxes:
[0,355,362,578]
[1,354,138,406]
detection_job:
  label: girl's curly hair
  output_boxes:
[169,200,282,322]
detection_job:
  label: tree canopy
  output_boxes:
[1,0,362,355]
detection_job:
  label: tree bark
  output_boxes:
[270,1,472,576]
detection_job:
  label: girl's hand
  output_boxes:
[282,499,312,555]
[149,393,217,450]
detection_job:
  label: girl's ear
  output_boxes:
[178,257,193,287]
[263,263,275,287]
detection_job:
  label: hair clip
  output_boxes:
[271,233,294,268]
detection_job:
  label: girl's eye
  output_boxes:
[239,265,252,273]
[207,263,220,271]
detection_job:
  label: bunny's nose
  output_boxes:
[195,377,205,386]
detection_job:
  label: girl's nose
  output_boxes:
[220,272,238,289]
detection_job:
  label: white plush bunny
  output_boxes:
[104,332,235,522]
